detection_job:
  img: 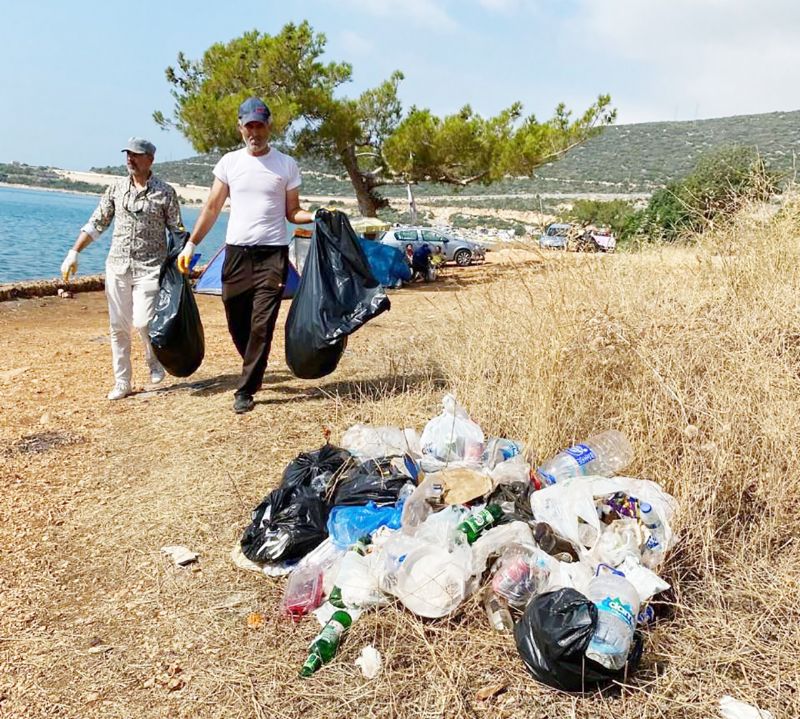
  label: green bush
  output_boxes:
[636,145,776,242]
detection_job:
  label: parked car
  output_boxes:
[539,223,617,252]
[538,223,570,250]
[379,227,486,266]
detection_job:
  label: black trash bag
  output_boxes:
[240,484,329,563]
[332,457,412,506]
[487,481,535,523]
[281,444,354,493]
[514,588,643,693]
[148,228,205,377]
[285,209,390,379]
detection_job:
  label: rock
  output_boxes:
[0,367,28,383]
[160,545,199,567]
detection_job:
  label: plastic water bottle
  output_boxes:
[299,609,353,677]
[535,430,633,486]
[482,589,514,633]
[640,502,667,568]
[585,569,640,671]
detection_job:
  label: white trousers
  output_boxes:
[105,265,161,384]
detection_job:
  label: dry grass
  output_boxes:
[1,212,798,717]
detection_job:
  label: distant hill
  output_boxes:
[9,109,799,200]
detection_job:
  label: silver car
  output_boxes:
[379,227,486,266]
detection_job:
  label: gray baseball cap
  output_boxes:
[121,137,156,156]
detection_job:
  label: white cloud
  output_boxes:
[336,0,458,31]
[574,0,800,121]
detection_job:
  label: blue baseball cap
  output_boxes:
[121,137,156,156]
[238,97,271,125]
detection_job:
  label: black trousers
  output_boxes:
[221,244,288,397]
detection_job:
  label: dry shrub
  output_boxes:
[417,197,800,715]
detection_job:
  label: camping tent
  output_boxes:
[194,244,301,298]
[357,238,412,288]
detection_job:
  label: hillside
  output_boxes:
[88,109,800,197]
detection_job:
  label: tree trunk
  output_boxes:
[340,147,389,217]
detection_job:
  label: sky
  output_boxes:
[2,0,800,170]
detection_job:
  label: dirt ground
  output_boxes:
[0,252,553,719]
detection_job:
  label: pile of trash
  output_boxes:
[237,394,677,691]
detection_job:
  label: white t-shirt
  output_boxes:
[213,147,301,246]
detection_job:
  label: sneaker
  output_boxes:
[149,363,166,385]
[107,382,132,401]
[233,393,255,414]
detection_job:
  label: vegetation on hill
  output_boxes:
[0,162,106,194]
[91,109,800,203]
[555,146,778,246]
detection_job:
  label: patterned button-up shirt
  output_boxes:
[81,174,184,276]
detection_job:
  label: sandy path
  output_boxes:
[0,254,544,718]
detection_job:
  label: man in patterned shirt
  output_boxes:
[61,138,186,400]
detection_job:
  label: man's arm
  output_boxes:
[285,187,314,225]
[177,178,229,273]
[191,178,230,245]
[61,186,115,280]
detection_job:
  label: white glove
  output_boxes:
[176,240,196,274]
[61,249,79,281]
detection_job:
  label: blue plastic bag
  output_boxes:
[327,501,404,549]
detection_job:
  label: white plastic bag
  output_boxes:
[530,475,677,559]
[340,424,422,459]
[420,394,485,463]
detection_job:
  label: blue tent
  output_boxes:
[194,244,301,299]
[357,239,411,288]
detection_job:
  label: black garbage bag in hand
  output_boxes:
[514,588,643,693]
[332,457,412,506]
[240,484,329,563]
[281,444,354,493]
[148,228,204,377]
[285,209,390,379]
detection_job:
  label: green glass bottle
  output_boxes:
[299,610,353,678]
[456,504,504,544]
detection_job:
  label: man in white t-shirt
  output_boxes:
[180,97,314,413]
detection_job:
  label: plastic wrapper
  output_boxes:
[282,564,324,621]
[489,454,531,487]
[420,394,485,463]
[514,587,643,692]
[332,457,412,506]
[327,501,404,549]
[486,480,534,524]
[241,485,329,563]
[148,228,205,377]
[470,521,534,577]
[284,209,390,379]
[436,467,493,505]
[332,550,387,608]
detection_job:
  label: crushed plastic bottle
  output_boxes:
[490,544,550,607]
[282,564,324,621]
[535,430,633,486]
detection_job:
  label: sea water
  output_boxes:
[0,186,230,283]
